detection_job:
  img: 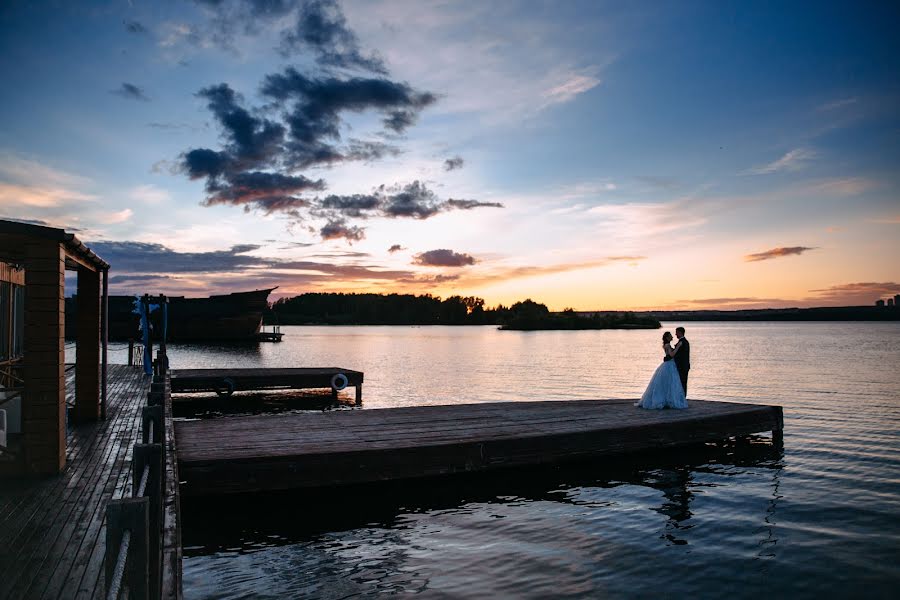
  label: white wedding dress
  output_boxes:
[637,348,688,410]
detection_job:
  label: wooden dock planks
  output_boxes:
[176,399,783,496]
[0,364,152,600]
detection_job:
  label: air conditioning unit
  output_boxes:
[0,409,7,449]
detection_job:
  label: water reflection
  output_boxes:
[182,436,783,577]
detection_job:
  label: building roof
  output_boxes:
[0,219,110,270]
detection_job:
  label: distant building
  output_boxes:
[875,299,885,307]
[889,298,896,307]
[895,294,900,306]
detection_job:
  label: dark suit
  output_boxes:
[673,337,690,395]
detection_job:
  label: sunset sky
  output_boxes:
[1,0,898,310]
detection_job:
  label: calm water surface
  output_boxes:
[135,322,900,598]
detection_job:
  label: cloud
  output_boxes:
[0,153,96,209]
[124,20,147,34]
[90,237,423,295]
[744,246,816,262]
[540,72,601,109]
[311,181,503,230]
[280,0,387,73]
[809,282,900,304]
[129,184,171,204]
[88,241,266,273]
[869,215,900,224]
[107,274,173,284]
[320,219,365,242]
[388,244,405,253]
[412,249,476,267]
[745,147,816,175]
[804,177,876,196]
[111,83,150,102]
[443,156,464,171]
[177,71,442,232]
[96,208,134,225]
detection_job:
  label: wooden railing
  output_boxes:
[105,351,181,600]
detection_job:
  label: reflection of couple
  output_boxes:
[636,326,690,410]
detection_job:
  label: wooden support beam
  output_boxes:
[73,266,101,422]
[22,241,66,474]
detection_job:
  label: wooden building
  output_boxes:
[0,219,109,475]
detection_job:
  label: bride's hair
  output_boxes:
[662,331,673,343]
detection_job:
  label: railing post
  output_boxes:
[141,405,164,445]
[106,497,149,600]
[128,339,134,367]
[133,443,163,600]
[148,382,166,407]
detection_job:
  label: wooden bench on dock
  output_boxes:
[169,367,364,404]
[175,399,783,496]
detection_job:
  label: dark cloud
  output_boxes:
[179,73,434,227]
[170,9,501,242]
[744,246,816,262]
[443,156,464,171]
[320,219,365,242]
[413,249,477,267]
[311,182,504,228]
[124,20,147,34]
[445,198,504,210]
[88,241,266,273]
[93,239,417,295]
[111,83,150,101]
[380,181,443,219]
[107,274,173,284]
[259,69,436,162]
[388,244,405,253]
[203,171,326,214]
[280,0,387,73]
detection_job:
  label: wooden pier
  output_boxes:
[170,367,364,403]
[0,364,173,600]
[175,398,783,496]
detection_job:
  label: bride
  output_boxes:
[636,331,688,409]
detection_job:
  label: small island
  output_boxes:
[499,300,661,331]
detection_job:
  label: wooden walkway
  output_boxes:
[176,399,783,496]
[0,364,151,600]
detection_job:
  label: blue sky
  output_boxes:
[1,0,898,309]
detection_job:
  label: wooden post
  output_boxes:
[101,268,108,420]
[73,266,101,422]
[128,339,134,367]
[148,382,166,407]
[141,405,164,445]
[355,384,362,406]
[133,443,163,600]
[106,497,149,600]
[22,240,66,474]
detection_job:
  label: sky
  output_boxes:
[1,0,898,310]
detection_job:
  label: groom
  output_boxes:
[673,326,690,396]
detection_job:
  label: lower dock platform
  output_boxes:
[170,367,364,403]
[175,399,783,496]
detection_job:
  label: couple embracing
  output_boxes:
[636,326,690,410]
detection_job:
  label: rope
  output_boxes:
[137,464,150,498]
[107,529,131,600]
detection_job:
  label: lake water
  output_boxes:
[133,322,900,598]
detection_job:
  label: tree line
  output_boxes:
[266,293,659,329]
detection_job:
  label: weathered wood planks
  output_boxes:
[176,399,783,496]
[0,364,153,600]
